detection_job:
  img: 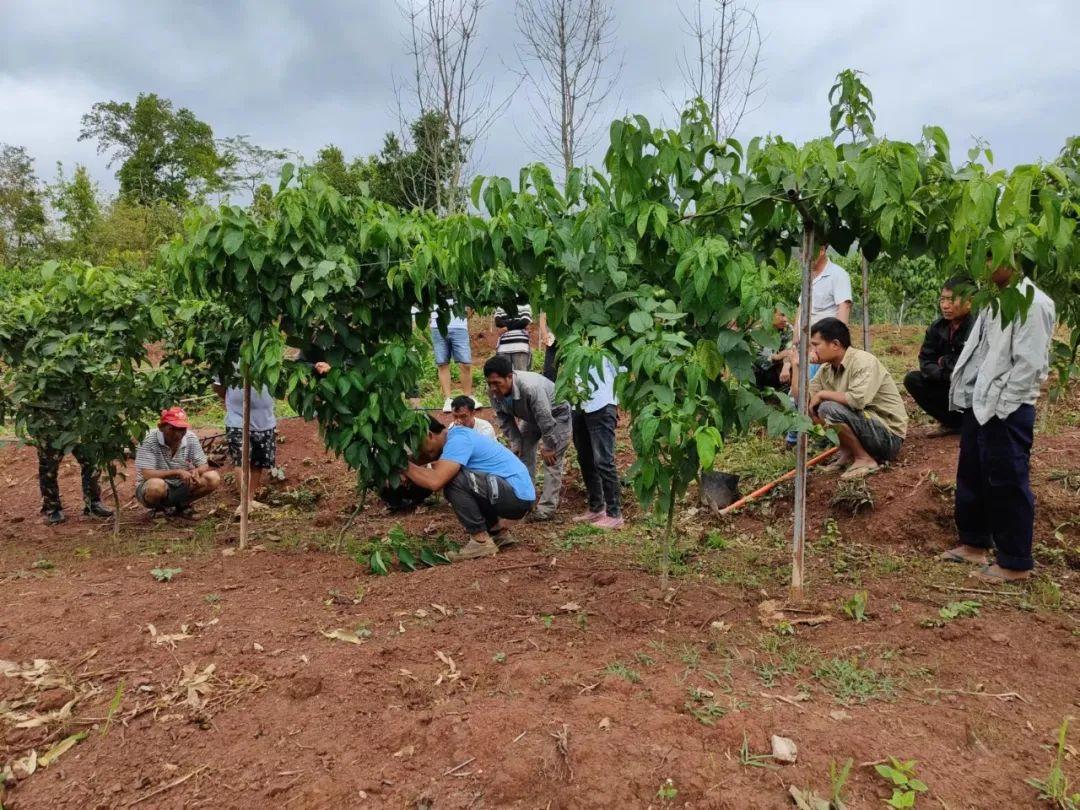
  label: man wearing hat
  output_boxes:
[134,407,221,516]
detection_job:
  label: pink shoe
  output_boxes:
[573,509,605,523]
[592,515,625,530]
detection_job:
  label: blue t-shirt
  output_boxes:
[441,426,536,501]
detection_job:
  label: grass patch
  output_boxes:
[604,661,642,684]
[711,430,794,492]
[813,656,895,704]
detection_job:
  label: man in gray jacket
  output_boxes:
[484,354,572,520]
[939,265,1056,582]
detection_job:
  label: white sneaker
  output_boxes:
[442,398,453,412]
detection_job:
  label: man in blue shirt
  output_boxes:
[404,418,536,560]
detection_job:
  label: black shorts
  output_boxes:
[135,478,192,508]
[225,427,277,469]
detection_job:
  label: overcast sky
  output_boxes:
[2,0,1077,196]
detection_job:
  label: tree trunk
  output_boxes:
[659,488,677,590]
[791,225,816,601]
[239,380,251,550]
[108,466,121,539]
[860,252,871,350]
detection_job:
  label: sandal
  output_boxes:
[937,548,987,564]
[972,564,1031,584]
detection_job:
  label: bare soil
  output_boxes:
[2,346,1079,808]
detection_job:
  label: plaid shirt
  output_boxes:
[134,429,206,485]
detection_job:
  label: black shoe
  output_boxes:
[84,501,114,518]
[169,505,197,520]
[46,509,66,525]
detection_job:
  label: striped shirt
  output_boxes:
[494,304,532,355]
[134,429,207,485]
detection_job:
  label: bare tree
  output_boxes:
[516,0,619,179]
[677,0,763,139]
[396,0,510,213]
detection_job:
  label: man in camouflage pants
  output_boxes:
[37,445,114,525]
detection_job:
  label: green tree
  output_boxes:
[0,144,48,266]
[79,93,225,204]
[217,134,295,199]
[313,112,464,211]
[0,262,176,532]
[50,163,102,255]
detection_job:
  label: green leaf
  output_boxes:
[628,311,652,333]
[369,549,389,576]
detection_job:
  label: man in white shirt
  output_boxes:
[939,264,1056,583]
[430,300,473,412]
[450,396,497,440]
[213,377,277,513]
[782,244,854,387]
[571,358,623,529]
[782,244,853,446]
[134,407,221,517]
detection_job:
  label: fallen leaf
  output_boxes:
[414,609,429,618]
[829,710,852,721]
[11,748,37,779]
[710,621,731,633]
[771,734,797,764]
[559,602,581,612]
[221,548,236,557]
[430,603,449,616]
[598,717,611,731]
[253,643,264,652]
[321,629,364,645]
[39,731,88,767]
[789,786,830,810]
[392,744,415,758]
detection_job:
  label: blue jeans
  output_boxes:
[431,327,472,365]
[955,406,1035,571]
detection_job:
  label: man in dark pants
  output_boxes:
[37,445,113,525]
[404,418,536,561]
[571,358,623,529]
[903,278,973,435]
[939,265,1056,583]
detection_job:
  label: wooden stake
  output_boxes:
[239,379,251,550]
[791,225,816,600]
[860,251,871,350]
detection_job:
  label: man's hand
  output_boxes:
[809,392,823,416]
[779,363,791,385]
[314,361,331,375]
[540,446,556,465]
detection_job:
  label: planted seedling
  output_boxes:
[151,567,182,582]
[841,591,869,623]
[739,732,779,770]
[657,778,678,801]
[1026,717,1080,809]
[874,758,928,808]
[921,600,980,627]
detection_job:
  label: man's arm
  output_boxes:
[840,363,880,411]
[835,300,852,325]
[405,459,461,492]
[527,382,560,449]
[493,402,523,449]
[212,382,227,401]
[1002,300,1056,406]
[917,324,944,381]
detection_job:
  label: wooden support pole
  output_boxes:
[860,251,871,350]
[791,225,816,600]
[239,379,251,550]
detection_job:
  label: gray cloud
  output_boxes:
[1,0,1076,196]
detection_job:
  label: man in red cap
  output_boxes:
[134,407,220,516]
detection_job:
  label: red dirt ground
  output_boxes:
[2,378,1079,807]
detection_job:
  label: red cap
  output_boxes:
[159,407,191,429]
